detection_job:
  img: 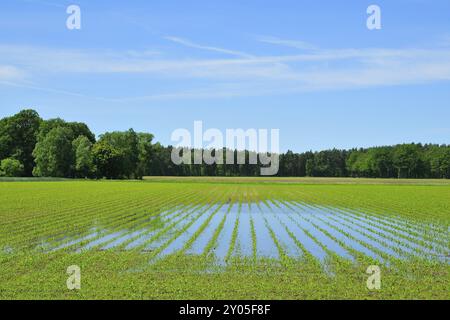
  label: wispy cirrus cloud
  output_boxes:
[164,36,254,58]
[0,44,291,79]
[0,65,26,81]
[1,38,450,101]
[0,80,116,101]
[258,36,318,51]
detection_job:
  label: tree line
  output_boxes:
[0,109,449,179]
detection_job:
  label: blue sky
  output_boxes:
[1,0,450,152]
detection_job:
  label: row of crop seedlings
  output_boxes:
[51,192,219,276]
[3,184,446,269]
[283,199,419,264]
[24,188,182,251]
[222,189,289,265]
[59,188,217,253]
[228,191,258,264]
[249,188,285,263]
[258,188,334,265]
[146,190,229,264]
[14,186,196,251]
[207,201,238,264]
[259,199,317,264]
[0,185,95,224]
[34,188,225,276]
[339,188,448,229]
[67,190,201,253]
[61,184,213,249]
[315,203,448,259]
[1,183,163,228]
[282,188,448,247]
[183,190,242,258]
[241,189,267,262]
[118,199,209,252]
[261,188,382,265]
[288,199,399,263]
[256,202,298,265]
[225,200,241,264]
[311,201,448,247]
[265,199,349,268]
[201,195,237,260]
[2,185,171,247]
[7,187,196,250]
[298,186,448,227]
[287,188,449,251]
[117,192,220,254]
[223,187,326,266]
[261,188,311,261]
[293,201,416,260]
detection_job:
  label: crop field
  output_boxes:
[0,178,449,299]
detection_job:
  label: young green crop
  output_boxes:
[0,178,448,300]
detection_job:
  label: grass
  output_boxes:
[0,177,448,299]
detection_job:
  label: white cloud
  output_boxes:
[0,65,25,81]
[164,36,254,58]
[0,44,291,80]
[258,36,318,51]
[0,80,114,101]
[1,42,450,101]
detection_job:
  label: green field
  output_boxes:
[0,178,449,299]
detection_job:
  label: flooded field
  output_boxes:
[0,179,449,299]
[43,201,449,266]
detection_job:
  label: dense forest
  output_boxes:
[0,109,449,179]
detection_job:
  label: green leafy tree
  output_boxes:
[305,158,315,177]
[393,144,423,178]
[426,145,450,178]
[0,117,12,162]
[0,110,42,176]
[347,150,372,177]
[36,118,68,141]
[37,118,95,143]
[32,127,74,177]
[135,133,154,179]
[68,122,96,144]
[148,143,179,176]
[92,141,124,179]
[73,136,95,178]
[368,147,394,178]
[98,129,139,178]
[2,110,450,180]
[0,158,24,177]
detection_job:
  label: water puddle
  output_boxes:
[38,200,448,266]
[264,202,328,262]
[186,205,229,255]
[274,202,354,260]
[51,228,100,251]
[233,204,253,257]
[102,229,147,250]
[212,204,239,260]
[157,204,219,257]
[262,208,302,258]
[251,204,279,259]
[77,230,125,252]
